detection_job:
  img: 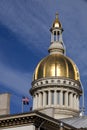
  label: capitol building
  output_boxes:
[0,13,87,130]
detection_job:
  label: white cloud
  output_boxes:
[0,0,87,82]
[0,0,87,53]
[0,0,48,51]
[0,62,32,96]
[0,0,87,114]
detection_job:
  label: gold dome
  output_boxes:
[33,54,80,81]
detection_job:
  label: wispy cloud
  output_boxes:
[0,0,87,84]
[0,0,87,83]
[0,0,87,53]
[0,61,32,96]
[0,0,49,51]
[0,0,87,114]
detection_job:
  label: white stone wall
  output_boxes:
[2,125,35,130]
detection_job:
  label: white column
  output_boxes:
[60,91,63,106]
[35,94,38,109]
[43,91,46,107]
[65,91,68,107]
[48,91,51,106]
[76,95,79,110]
[75,94,77,109]
[70,93,73,108]
[51,33,53,42]
[78,96,79,110]
[38,92,41,108]
[59,32,63,43]
[54,90,57,106]
[76,95,78,110]
[33,95,35,110]
[57,91,60,105]
[73,94,75,109]
[73,94,76,109]
[77,96,79,110]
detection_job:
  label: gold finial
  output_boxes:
[55,12,59,19]
[50,12,63,32]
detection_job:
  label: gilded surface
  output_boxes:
[52,18,62,28]
[52,13,62,29]
[33,54,80,81]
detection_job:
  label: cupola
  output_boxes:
[30,13,83,119]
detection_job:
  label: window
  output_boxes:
[63,80,66,84]
[45,80,48,84]
[69,82,71,85]
[57,80,60,83]
[41,82,43,85]
[73,83,75,86]
[51,80,54,83]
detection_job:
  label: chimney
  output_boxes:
[0,93,10,115]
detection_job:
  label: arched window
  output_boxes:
[45,80,48,84]
[41,82,43,85]
[63,80,66,84]
[51,79,54,83]
[57,80,60,83]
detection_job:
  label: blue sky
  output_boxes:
[0,0,87,114]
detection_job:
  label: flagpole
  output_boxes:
[22,97,29,113]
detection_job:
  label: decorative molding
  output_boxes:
[0,111,76,129]
[30,77,82,95]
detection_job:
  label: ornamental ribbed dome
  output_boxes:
[33,53,80,82]
[32,13,80,83]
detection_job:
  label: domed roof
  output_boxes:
[33,54,80,81]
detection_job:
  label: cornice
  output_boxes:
[0,111,76,130]
[30,77,82,95]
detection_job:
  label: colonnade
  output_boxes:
[33,89,79,111]
[51,30,62,43]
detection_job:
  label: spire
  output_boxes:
[55,12,58,19]
[48,13,65,55]
[51,12,62,30]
